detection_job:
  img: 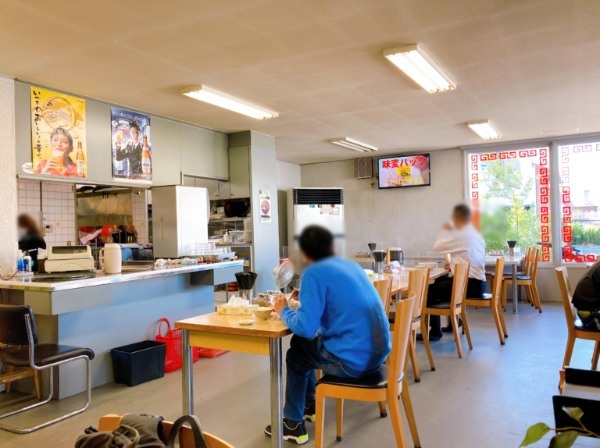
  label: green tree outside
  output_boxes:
[479,160,540,252]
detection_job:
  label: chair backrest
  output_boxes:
[374,277,393,316]
[529,248,540,279]
[491,257,506,304]
[0,305,37,345]
[408,268,430,321]
[388,294,415,387]
[522,246,532,272]
[555,267,576,329]
[98,415,234,448]
[450,262,470,308]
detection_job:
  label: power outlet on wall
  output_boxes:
[44,223,54,234]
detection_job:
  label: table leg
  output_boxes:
[269,338,284,448]
[512,265,518,315]
[182,328,194,415]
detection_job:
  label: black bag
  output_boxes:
[166,415,209,448]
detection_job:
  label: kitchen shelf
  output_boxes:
[209,217,247,223]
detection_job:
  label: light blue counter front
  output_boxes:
[1,262,243,398]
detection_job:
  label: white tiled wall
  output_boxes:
[17,180,76,247]
[132,190,149,244]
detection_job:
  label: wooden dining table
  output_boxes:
[175,313,292,448]
[385,267,450,295]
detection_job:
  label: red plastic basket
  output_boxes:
[155,318,201,372]
[196,347,228,358]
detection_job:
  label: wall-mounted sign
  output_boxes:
[31,87,87,178]
[259,190,272,223]
[111,107,152,182]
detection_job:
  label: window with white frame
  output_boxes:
[558,141,600,263]
[467,147,552,262]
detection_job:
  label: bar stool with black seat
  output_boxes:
[0,305,95,434]
[314,295,416,448]
[422,262,473,358]
[465,257,508,345]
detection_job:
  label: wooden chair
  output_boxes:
[374,277,393,316]
[422,262,473,358]
[555,268,600,372]
[0,365,40,400]
[502,248,542,313]
[465,257,508,345]
[315,295,416,448]
[98,414,234,448]
[405,268,434,382]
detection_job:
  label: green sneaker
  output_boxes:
[264,418,309,445]
[304,401,316,423]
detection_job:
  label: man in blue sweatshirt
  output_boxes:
[264,226,391,445]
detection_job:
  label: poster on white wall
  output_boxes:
[259,191,271,223]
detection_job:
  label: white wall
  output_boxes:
[277,161,301,255]
[0,76,18,276]
[301,150,464,258]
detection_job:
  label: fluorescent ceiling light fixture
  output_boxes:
[467,120,501,140]
[383,44,456,93]
[329,137,378,153]
[180,85,278,120]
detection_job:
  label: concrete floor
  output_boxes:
[1,303,598,447]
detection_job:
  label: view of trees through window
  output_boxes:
[468,148,551,262]
[559,142,600,263]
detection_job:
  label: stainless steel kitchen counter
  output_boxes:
[0,260,244,292]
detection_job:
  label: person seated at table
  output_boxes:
[265,225,391,445]
[572,260,600,331]
[425,204,486,341]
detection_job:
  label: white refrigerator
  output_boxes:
[152,186,209,258]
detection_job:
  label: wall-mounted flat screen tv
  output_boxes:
[377,154,431,189]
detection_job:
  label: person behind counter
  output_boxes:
[266,225,391,445]
[18,213,46,270]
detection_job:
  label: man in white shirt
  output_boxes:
[426,204,486,340]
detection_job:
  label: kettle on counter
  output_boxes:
[388,247,404,265]
[99,243,122,274]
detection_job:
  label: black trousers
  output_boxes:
[427,276,486,336]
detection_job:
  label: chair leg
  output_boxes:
[336,399,344,442]
[408,331,421,383]
[497,300,508,338]
[592,341,599,371]
[5,365,14,394]
[524,285,533,306]
[378,401,388,418]
[0,356,92,434]
[420,316,436,371]
[388,390,408,448]
[451,314,464,358]
[532,284,542,313]
[33,370,41,400]
[563,334,576,369]
[400,378,421,448]
[315,388,326,448]
[461,309,473,351]
[491,301,505,345]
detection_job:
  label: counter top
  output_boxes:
[0,260,244,292]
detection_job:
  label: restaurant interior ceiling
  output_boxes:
[1,0,599,164]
